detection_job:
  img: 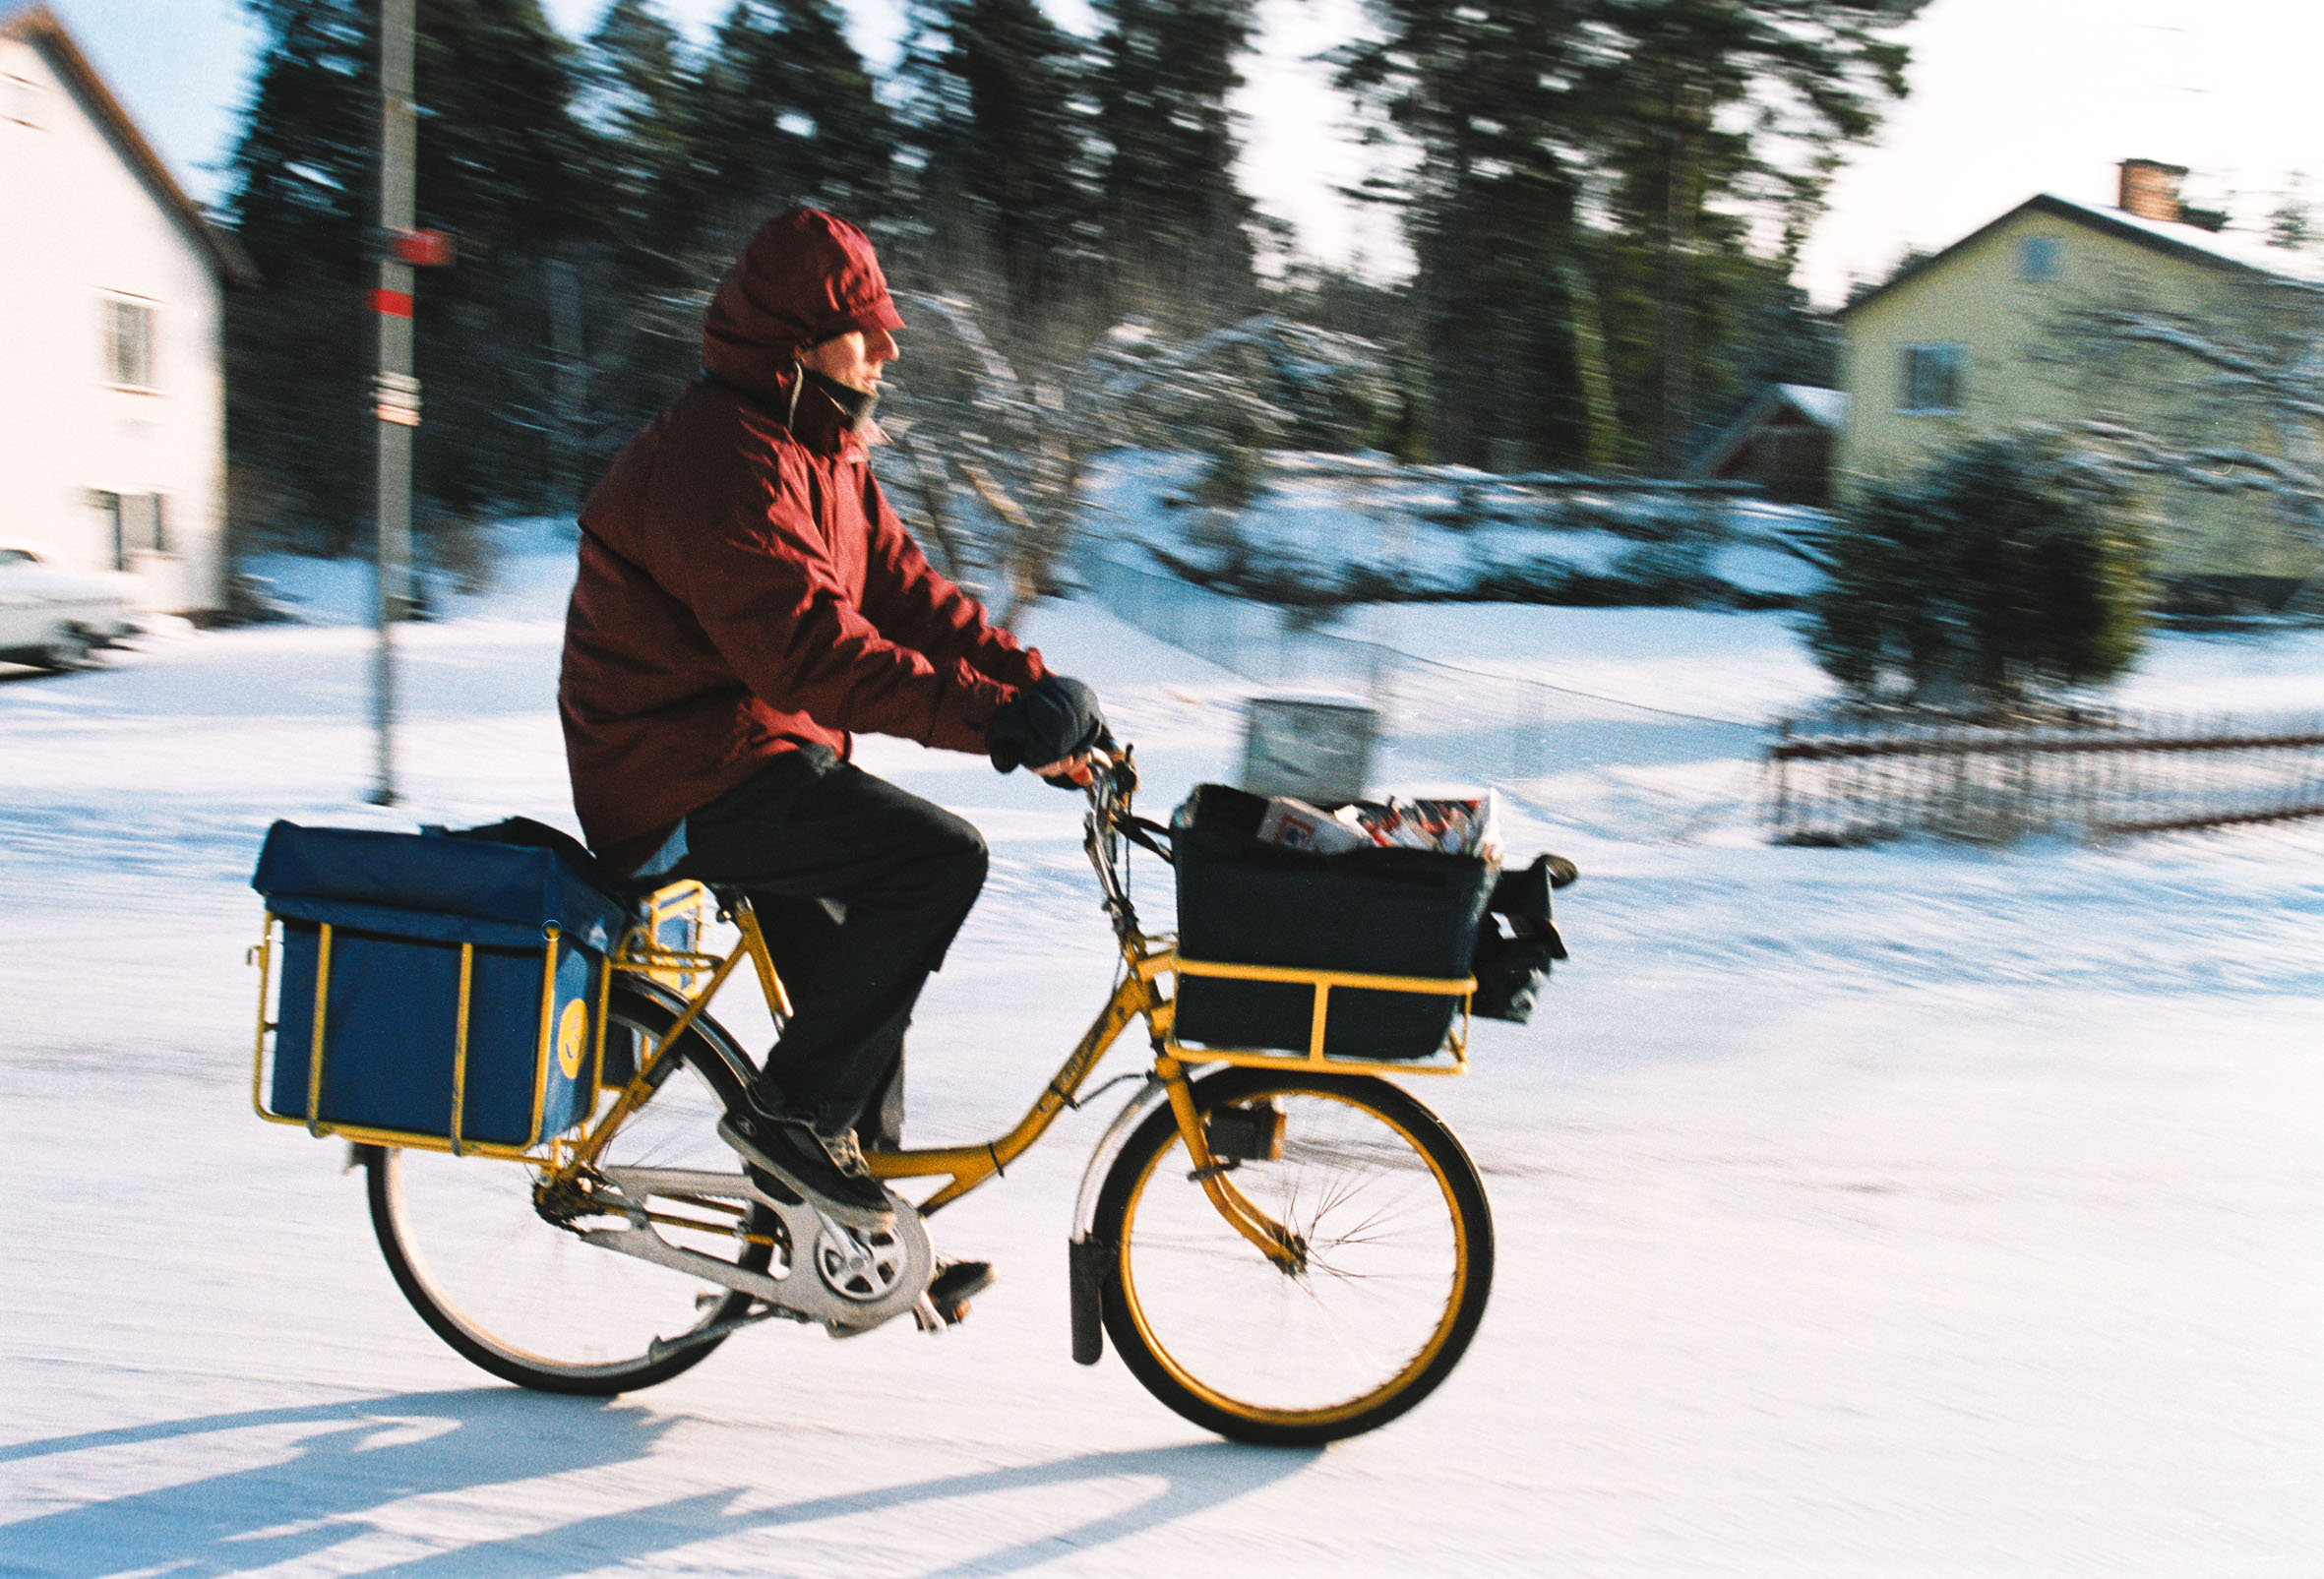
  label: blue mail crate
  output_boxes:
[253,821,633,1153]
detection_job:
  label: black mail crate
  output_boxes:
[1170,785,1495,1059]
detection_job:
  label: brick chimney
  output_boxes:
[2118,158,2189,223]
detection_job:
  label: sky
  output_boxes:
[32,0,2324,307]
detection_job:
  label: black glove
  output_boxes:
[990,675,1109,778]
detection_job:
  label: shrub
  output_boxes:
[1806,429,2155,709]
[1190,431,1265,510]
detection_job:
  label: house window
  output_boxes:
[3,75,39,129]
[103,297,157,390]
[89,490,166,569]
[89,491,122,568]
[2018,236,2062,281]
[124,492,167,557]
[1899,343,1965,414]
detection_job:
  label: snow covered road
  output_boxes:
[3,590,2319,1575]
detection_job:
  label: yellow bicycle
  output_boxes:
[339,750,1498,1445]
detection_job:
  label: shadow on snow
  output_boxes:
[0,1388,1317,1575]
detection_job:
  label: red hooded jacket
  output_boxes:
[559,210,1046,871]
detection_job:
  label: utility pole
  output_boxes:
[370,0,419,805]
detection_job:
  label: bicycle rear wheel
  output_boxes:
[367,986,772,1395]
[1093,1067,1494,1445]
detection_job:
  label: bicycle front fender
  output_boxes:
[1069,1073,1170,1243]
[1066,1073,1170,1366]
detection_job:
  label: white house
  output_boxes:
[0,2,255,614]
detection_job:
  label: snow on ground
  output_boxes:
[4,544,2322,1576]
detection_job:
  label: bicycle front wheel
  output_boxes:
[367,987,773,1395]
[1093,1067,1494,1445]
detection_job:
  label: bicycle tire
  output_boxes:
[1092,1067,1494,1446]
[366,985,773,1395]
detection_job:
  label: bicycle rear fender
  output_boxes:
[614,975,759,1084]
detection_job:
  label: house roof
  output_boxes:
[1773,384,1848,429]
[0,2,259,287]
[1687,385,1847,479]
[1836,191,2321,320]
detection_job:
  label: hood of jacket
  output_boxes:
[702,208,904,407]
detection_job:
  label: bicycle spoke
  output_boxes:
[370,990,772,1392]
[1104,1080,1481,1434]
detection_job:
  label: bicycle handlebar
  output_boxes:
[1080,744,1151,942]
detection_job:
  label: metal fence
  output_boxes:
[1083,555,2324,845]
[1082,553,1762,787]
[1768,715,2324,844]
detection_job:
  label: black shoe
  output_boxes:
[719,1104,897,1232]
[927,1258,995,1326]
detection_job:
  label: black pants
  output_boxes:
[669,745,987,1141]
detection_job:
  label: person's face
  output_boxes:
[799,327,899,394]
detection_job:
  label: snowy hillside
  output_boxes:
[1078,449,1823,607]
[4,542,2321,1575]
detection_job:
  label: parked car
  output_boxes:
[0,543,137,670]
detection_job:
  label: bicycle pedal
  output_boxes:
[925,1259,994,1327]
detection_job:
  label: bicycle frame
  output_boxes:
[548,749,1476,1269]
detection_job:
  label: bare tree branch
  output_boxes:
[2069,295,2324,556]
[2078,308,2324,426]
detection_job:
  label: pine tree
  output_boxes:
[1092,0,1257,334]
[897,0,1099,361]
[226,0,377,551]
[1575,0,1924,470]
[574,0,701,438]
[580,0,690,210]
[687,0,894,230]
[1344,0,1923,473]
[226,0,597,548]
[408,0,594,516]
[1337,0,1598,468]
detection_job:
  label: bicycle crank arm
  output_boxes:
[646,1301,802,1364]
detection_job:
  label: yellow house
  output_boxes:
[1834,162,2322,587]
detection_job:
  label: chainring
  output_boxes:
[581,1165,935,1336]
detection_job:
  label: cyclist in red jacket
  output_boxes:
[560,210,1106,1285]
